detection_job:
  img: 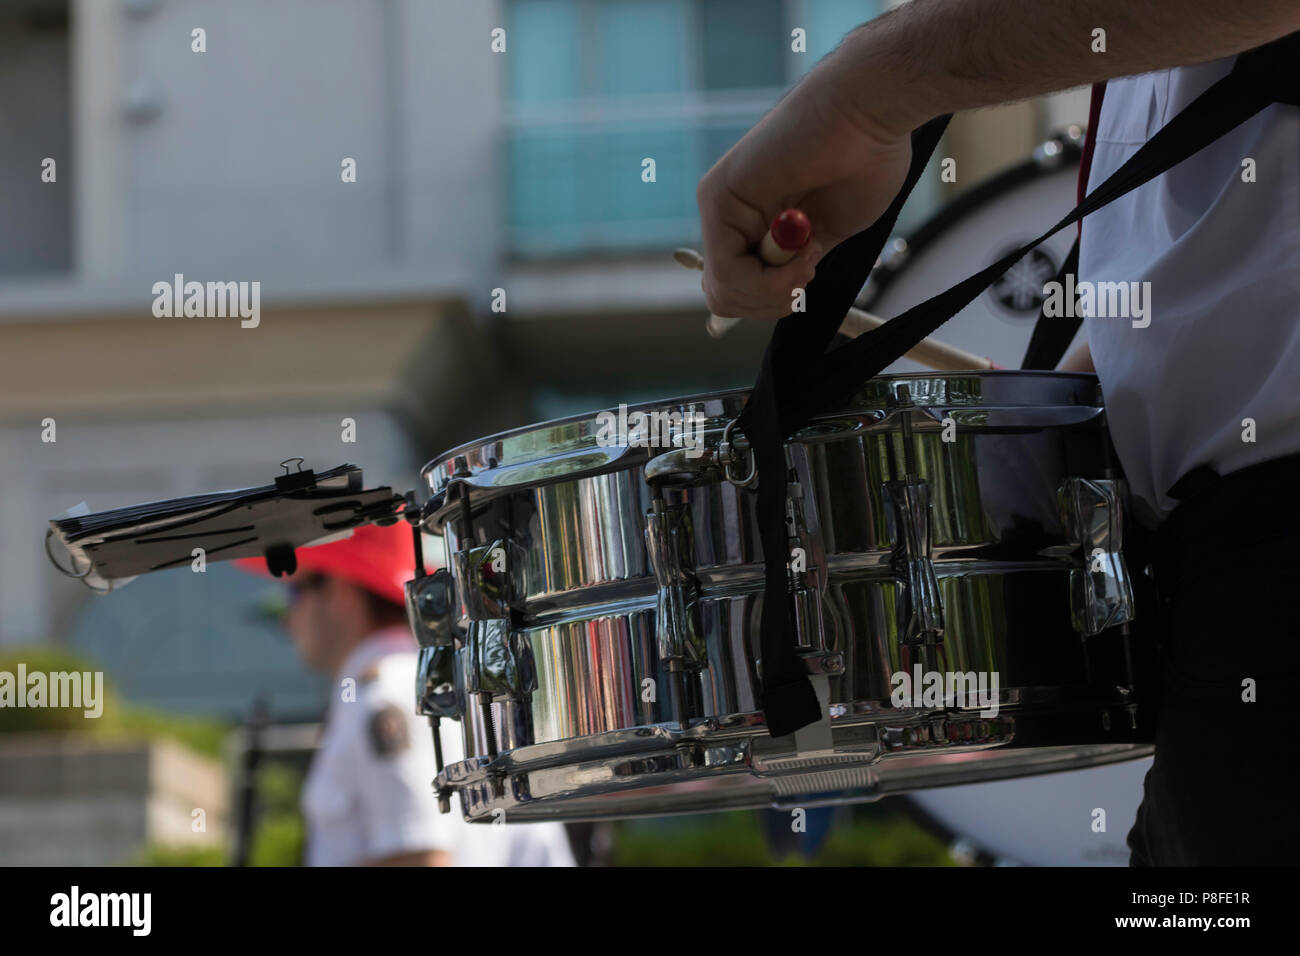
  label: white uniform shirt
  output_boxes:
[1080,57,1300,525]
[300,627,576,867]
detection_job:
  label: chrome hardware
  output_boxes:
[784,470,825,650]
[646,490,703,729]
[448,539,532,717]
[428,444,638,530]
[789,586,824,650]
[409,567,464,719]
[644,446,721,486]
[643,416,756,488]
[883,386,944,645]
[800,650,844,676]
[784,452,836,755]
[645,494,703,662]
[452,539,526,621]
[784,438,839,658]
[466,618,532,700]
[416,645,461,719]
[720,418,756,487]
[405,567,457,648]
[884,478,944,645]
[1058,477,1135,636]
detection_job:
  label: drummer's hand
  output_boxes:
[695,66,913,321]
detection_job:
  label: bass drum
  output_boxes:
[862,128,1089,374]
[864,128,1152,866]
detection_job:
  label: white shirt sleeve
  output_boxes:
[506,823,578,867]
[346,692,462,863]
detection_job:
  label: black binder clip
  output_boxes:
[274,457,316,492]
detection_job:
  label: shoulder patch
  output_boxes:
[367,704,410,758]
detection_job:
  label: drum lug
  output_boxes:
[646,491,704,728]
[407,567,458,648]
[453,538,527,620]
[883,477,945,645]
[467,620,531,700]
[784,450,833,651]
[1058,477,1136,636]
[781,458,837,753]
[416,645,462,720]
[409,567,466,719]
[788,587,824,652]
[645,492,704,662]
[452,539,535,703]
[883,385,945,645]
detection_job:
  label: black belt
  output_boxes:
[1157,452,1300,581]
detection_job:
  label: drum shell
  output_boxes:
[429,372,1119,762]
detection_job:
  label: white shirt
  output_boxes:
[1080,57,1300,526]
[301,627,576,867]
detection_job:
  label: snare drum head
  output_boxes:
[863,131,1085,373]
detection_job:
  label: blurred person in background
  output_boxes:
[238,524,575,867]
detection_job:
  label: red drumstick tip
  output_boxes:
[769,209,811,250]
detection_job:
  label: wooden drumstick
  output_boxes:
[676,247,995,371]
[694,210,811,338]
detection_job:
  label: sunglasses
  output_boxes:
[286,573,329,604]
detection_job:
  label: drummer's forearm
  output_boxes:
[1058,341,1095,373]
[827,0,1300,140]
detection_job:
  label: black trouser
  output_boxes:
[1127,453,1300,866]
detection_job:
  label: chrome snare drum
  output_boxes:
[408,371,1151,823]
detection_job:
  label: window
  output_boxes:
[0,2,71,277]
[504,0,889,257]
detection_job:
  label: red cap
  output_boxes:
[235,522,415,606]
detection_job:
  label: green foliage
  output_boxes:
[256,761,305,815]
[244,762,306,866]
[0,644,231,758]
[610,807,956,867]
[127,763,307,867]
[247,812,306,867]
[3,643,241,867]
[86,705,230,760]
[129,844,226,867]
[6,647,955,869]
[0,645,123,734]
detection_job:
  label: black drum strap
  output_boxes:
[1020,237,1081,370]
[740,32,1300,738]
